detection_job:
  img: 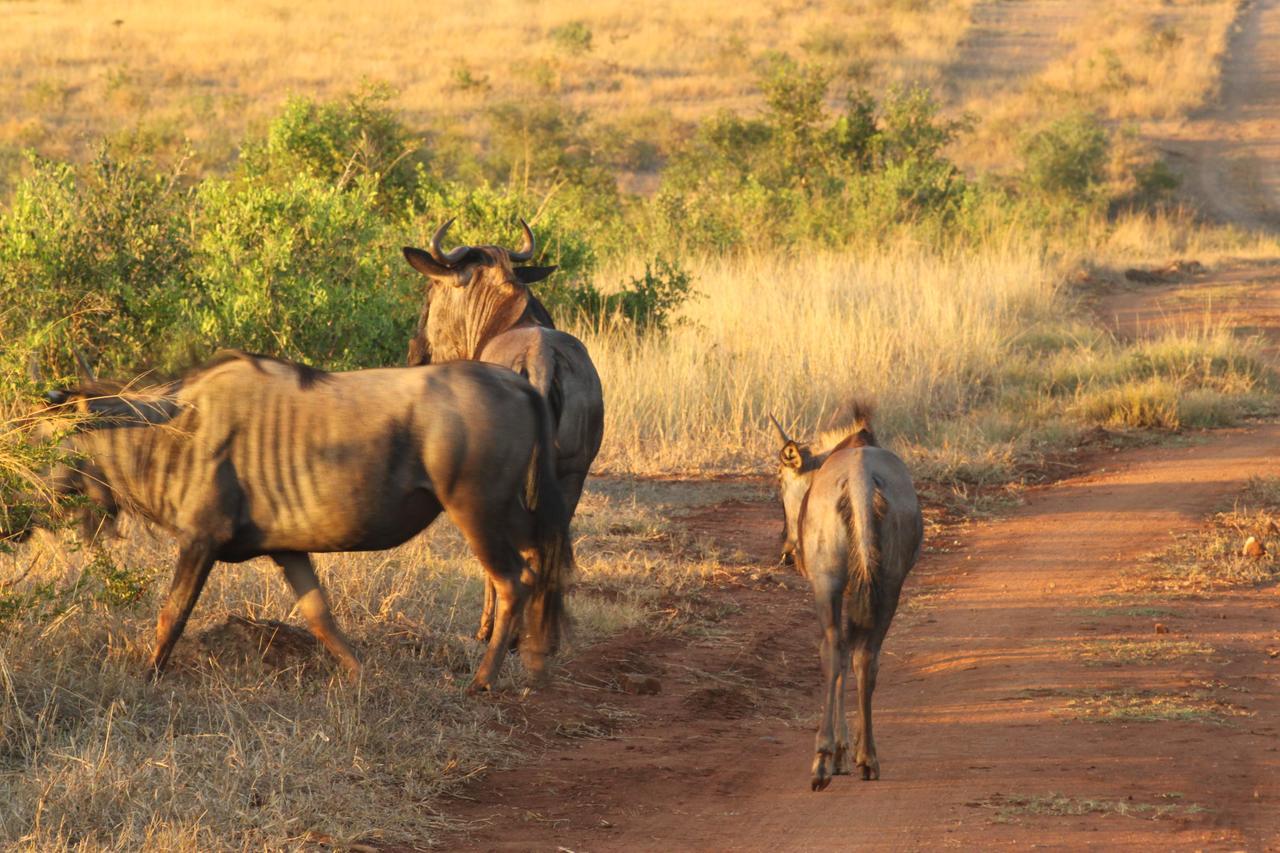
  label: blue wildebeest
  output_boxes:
[403,219,604,642]
[771,409,923,790]
[15,350,573,692]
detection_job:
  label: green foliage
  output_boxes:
[548,257,698,332]
[189,173,417,369]
[655,57,971,249]
[0,152,192,377]
[549,21,593,54]
[1020,112,1110,202]
[241,82,424,206]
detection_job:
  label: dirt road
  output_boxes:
[446,427,1280,850]
[1162,0,1280,228]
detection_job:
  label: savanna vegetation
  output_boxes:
[1,0,1277,847]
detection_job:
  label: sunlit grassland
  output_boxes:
[580,215,1279,479]
[0,0,978,176]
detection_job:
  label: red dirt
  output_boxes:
[438,426,1280,850]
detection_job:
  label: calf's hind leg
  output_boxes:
[811,582,848,791]
[852,636,884,780]
[273,552,362,681]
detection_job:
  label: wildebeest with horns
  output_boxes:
[402,218,604,642]
[17,350,574,692]
[771,407,923,791]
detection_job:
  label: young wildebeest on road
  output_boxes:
[403,219,604,642]
[771,410,923,791]
[14,351,573,692]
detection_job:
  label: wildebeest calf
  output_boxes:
[771,410,923,790]
[19,350,573,692]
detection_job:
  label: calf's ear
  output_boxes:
[780,441,804,469]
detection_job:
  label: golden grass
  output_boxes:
[576,235,1274,478]
[0,476,731,848]
[0,0,978,174]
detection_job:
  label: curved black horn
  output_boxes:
[73,346,95,382]
[430,218,471,266]
[508,217,535,262]
[768,413,792,445]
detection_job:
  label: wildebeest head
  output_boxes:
[770,406,878,570]
[402,218,558,364]
[15,378,181,543]
[771,414,818,569]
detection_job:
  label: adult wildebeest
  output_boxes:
[771,409,923,791]
[402,218,604,642]
[16,350,573,692]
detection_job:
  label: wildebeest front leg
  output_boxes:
[272,552,362,681]
[852,639,882,780]
[148,540,216,680]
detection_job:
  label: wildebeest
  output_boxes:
[771,409,923,791]
[17,350,574,692]
[403,218,604,641]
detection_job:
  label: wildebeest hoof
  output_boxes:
[465,678,492,696]
[811,752,834,791]
[833,744,853,775]
[858,762,879,781]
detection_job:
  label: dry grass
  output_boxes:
[1062,687,1250,725]
[1128,476,1280,593]
[576,239,1273,477]
[0,476,727,849]
[976,791,1209,823]
[0,0,978,176]
[1073,639,1216,667]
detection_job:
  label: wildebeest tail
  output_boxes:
[519,383,574,654]
[841,480,884,630]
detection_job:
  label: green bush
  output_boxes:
[1020,112,1110,202]
[549,257,697,332]
[549,21,593,55]
[189,172,417,369]
[241,83,425,207]
[0,151,192,377]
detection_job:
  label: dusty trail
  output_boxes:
[449,429,1280,850]
[1163,0,1280,229]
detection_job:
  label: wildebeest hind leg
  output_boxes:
[148,540,216,680]
[273,552,362,681]
[476,579,496,642]
[852,637,882,780]
[461,528,530,693]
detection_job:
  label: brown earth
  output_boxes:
[441,425,1280,851]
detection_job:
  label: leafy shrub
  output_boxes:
[1020,112,1110,202]
[549,21,593,54]
[0,151,192,377]
[548,257,697,332]
[241,82,425,206]
[189,172,417,369]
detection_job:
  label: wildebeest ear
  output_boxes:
[45,389,71,406]
[402,246,455,278]
[514,265,557,285]
[780,441,804,469]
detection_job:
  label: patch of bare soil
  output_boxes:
[442,426,1280,851]
[1098,259,1280,356]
